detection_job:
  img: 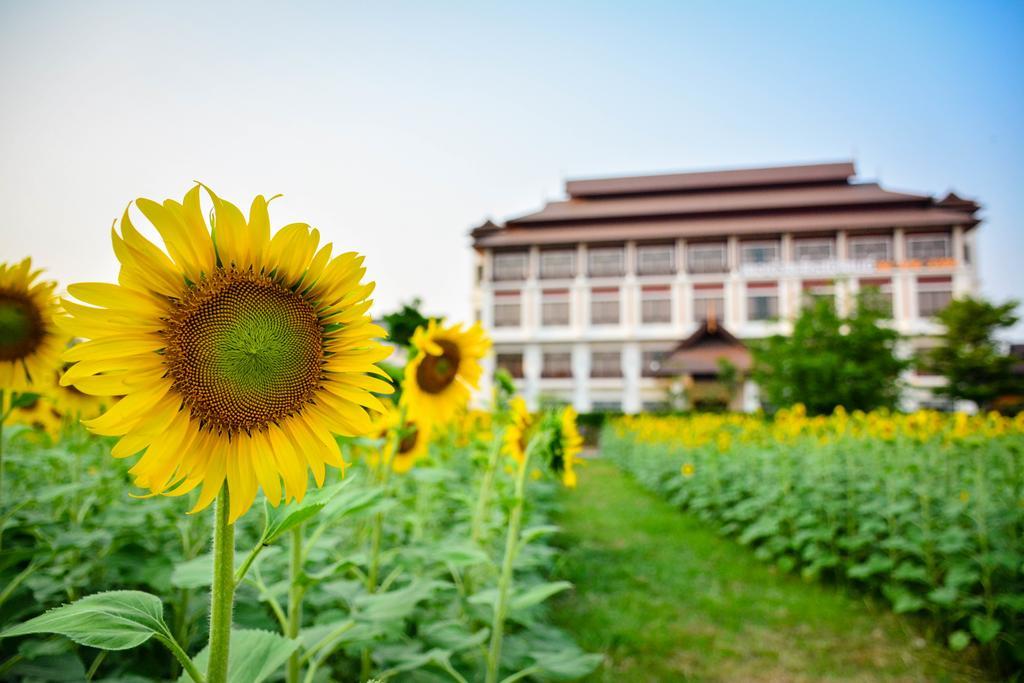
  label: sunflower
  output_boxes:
[0,259,64,392]
[552,406,583,488]
[48,355,107,421]
[6,394,62,442]
[401,320,490,428]
[391,415,431,474]
[58,186,393,522]
[503,396,533,464]
[361,405,430,473]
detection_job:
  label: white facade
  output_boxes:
[473,229,979,413]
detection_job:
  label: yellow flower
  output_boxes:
[375,404,431,474]
[58,186,393,522]
[959,490,970,504]
[401,319,490,428]
[6,394,62,441]
[0,259,65,392]
[503,396,533,464]
[681,463,695,478]
[554,406,584,488]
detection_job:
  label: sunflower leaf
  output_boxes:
[0,590,170,651]
[262,476,357,544]
[177,629,299,683]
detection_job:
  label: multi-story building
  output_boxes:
[469,161,980,412]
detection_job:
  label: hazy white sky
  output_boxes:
[2,1,1022,326]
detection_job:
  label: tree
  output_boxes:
[751,291,908,415]
[381,298,435,348]
[923,296,1020,411]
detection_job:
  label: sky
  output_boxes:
[1,1,1022,329]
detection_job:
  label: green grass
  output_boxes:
[551,459,989,682]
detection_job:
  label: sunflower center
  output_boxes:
[398,424,420,454]
[0,291,43,361]
[165,269,324,433]
[415,340,461,394]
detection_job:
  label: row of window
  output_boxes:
[492,277,951,327]
[491,234,956,281]
[495,349,671,379]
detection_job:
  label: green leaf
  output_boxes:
[179,629,299,683]
[968,615,1001,644]
[262,477,356,544]
[420,620,489,652]
[0,590,169,651]
[532,649,604,679]
[431,541,490,568]
[356,580,445,622]
[511,581,572,611]
[948,630,971,651]
[519,524,561,545]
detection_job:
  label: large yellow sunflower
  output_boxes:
[58,186,393,522]
[401,320,490,428]
[0,259,64,392]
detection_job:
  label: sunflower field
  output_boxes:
[0,187,599,682]
[603,407,1024,671]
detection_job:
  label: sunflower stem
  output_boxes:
[471,427,505,547]
[286,525,304,683]
[361,429,397,681]
[206,487,235,683]
[485,435,537,683]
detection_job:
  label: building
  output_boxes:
[469,161,981,412]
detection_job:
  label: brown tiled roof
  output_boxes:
[476,207,978,247]
[658,321,752,375]
[507,183,929,225]
[472,161,981,248]
[566,161,855,198]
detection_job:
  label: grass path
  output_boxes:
[551,459,987,683]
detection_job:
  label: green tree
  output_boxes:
[923,296,1020,410]
[381,298,435,348]
[752,291,908,414]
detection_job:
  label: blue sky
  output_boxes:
[1,1,1022,328]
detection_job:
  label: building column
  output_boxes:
[523,343,542,411]
[572,343,591,412]
[622,343,641,414]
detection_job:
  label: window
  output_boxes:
[849,237,891,262]
[495,353,523,378]
[541,289,570,326]
[794,239,834,262]
[539,249,575,279]
[493,291,521,327]
[641,349,670,377]
[541,351,573,378]
[802,280,834,309]
[859,278,892,317]
[746,283,779,321]
[591,351,622,378]
[741,242,779,265]
[493,252,528,281]
[688,243,727,273]
[907,235,951,261]
[588,246,625,277]
[590,288,620,325]
[917,277,952,317]
[640,286,672,324]
[693,286,724,322]
[637,244,675,275]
